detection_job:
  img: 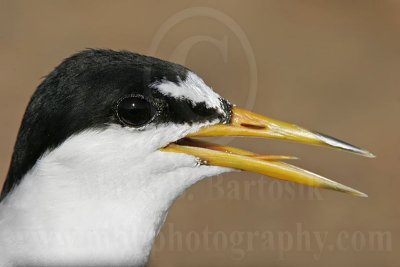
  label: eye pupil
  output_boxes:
[117,96,155,127]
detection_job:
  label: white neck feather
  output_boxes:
[0,125,229,266]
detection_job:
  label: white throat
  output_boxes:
[0,125,229,266]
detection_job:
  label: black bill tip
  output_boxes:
[314,132,375,158]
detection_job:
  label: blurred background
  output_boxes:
[0,0,399,266]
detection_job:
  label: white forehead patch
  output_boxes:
[150,71,224,113]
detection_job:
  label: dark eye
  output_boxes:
[116,96,156,127]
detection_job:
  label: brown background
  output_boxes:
[0,1,399,266]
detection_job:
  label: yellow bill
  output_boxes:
[161,107,374,197]
[189,107,374,158]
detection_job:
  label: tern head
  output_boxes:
[2,49,373,201]
[0,49,373,266]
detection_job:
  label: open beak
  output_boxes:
[161,107,374,197]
